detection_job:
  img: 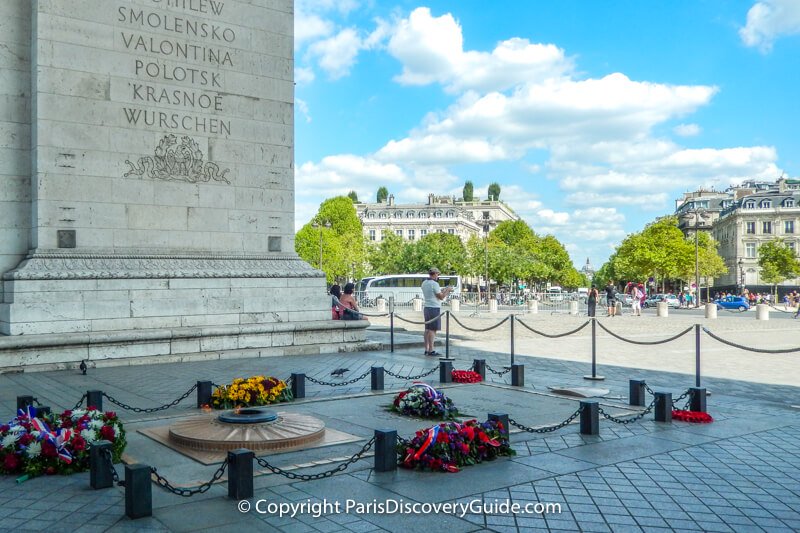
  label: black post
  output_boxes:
[510,314,515,366]
[36,406,51,416]
[439,360,453,383]
[629,380,646,407]
[488,413,510,439]
[583,319,604,380]
[511,363,524,387]
[445,311,451,360]
[227,449,254,500]
[689,387,707,413]
[90,440,113,489]
[472,359,486,380]
[86,390,103,411]
[371,366,384,391]
[290,373,305,399]
[579,400,599,435]
[654,392,672,423]
[124,464,152,519]
[374,429,397,472]
[390,312,394,353]
[695,324,701,388]
[196,380,212,408]
[16,396,34,411]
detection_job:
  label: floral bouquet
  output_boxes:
[391,383,459,420]
[0,406,126,478]
[399,419,514,473]
[211,375,292,409]
[451,370,482,383]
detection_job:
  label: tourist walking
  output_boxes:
[631,283,643,316]
[421,267,453,356]
[605,281,616,317]
[587,285,599,317]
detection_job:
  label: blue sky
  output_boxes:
[293,0,800,270]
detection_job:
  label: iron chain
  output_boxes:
[672,389,691,408]
[450,314,510,332]
[151,459,228,497]
[703,326,800,353]
[598,399,656,425]
[255,437,375,481]
[509,406,583,433]
[485,364,511,376]
[384,366,438,380]
[102,384,198,413]
[306,369,371,387]
[71,393,87,411]
[101,448,121,485]
[644,384,656,396]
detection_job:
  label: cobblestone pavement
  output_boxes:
[1,321,799,532]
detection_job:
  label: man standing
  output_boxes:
[631,283,642,316]
[605,281,616,317]
[421,267,453,356]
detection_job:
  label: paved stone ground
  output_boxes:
[1,320,799,532]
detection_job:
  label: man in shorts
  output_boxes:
[605,281,617,317]
[421,267,453,356]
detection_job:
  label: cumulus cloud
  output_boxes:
[740,0,800,52]
[674,123,701,137]
[295,67,315,85]
[296,98,311,123]
[305,21,391,79]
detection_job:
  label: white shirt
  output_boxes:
[421,279,443,308]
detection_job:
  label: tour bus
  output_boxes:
[355,274,462,305]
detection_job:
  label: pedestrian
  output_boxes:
[421,267,453,356]
[587,284,599,317]
[631,283,642,316]
[339,282,362,320]
[604,281,616,317]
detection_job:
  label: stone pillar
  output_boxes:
[412,298,423,312]
[376,298,386,313]
[569,301,578,315]
[756,304,769,320]
[704,304,717,319]
[450,299,460,312]
[527,300,538,314]
[656,301,669,317]
[489,300,498,313]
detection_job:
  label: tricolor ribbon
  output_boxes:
[413,424,441,460]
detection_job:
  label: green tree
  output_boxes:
[487,182,501,201]
[462,181,474,202]
[367,232,408,274]
[758,239,800,298]
[347,190,359,203]
[406,233,466,274]
[376,186,389,203]
[676,232,728,295]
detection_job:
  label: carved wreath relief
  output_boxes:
[124,135,231,184]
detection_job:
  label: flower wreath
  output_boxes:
[672,410,714,423]
[391,383,459,420]
[211,375,293,409]
[399,419,515,473]
[451,370,482,383]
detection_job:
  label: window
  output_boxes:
[746,222,756,234]
[406,211,415,218]
[785,199,795,208]
[446,210,455,218]
[437,229,444,233]
[788,241,797,254]
[369,229,376,241]
[367,212,376,219]
[744,200,755,209]
[379,212,387,219]
[418,211,427,218]
[763,221,772,234]
[448,228,455,235]
[395,229,403,237]
[381,230,388,240]
[760,200,772,208]
[786,221,795,234]
[745,243,756,258]
[420,229,428,237]
[408,229,415,241]
[393,211,402,218]
[433,210,443,218]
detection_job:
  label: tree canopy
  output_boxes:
[462,181,474,202]
[347,190,359,203]
[758,239,800,294]
[376,186,388,203]
[487,182,501,201]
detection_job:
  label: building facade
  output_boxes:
[355,194,519,243]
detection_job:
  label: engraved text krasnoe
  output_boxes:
[124,134,231,184]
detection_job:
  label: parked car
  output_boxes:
[715,295,750,311]
[643,294,680,308]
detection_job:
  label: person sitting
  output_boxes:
[339,283,362,320]
[330,285,343,320]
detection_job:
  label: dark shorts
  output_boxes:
[424,307,442,331]
[606,298,616,306]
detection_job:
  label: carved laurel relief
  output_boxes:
[124,134,232,184]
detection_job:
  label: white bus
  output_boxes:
[355,274,462,305]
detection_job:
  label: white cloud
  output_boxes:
[295,67,315,85]
[740,0,800,52]
[296,98,311,123]
[295,13,334,48]
[377,134,509,165]
[305,21,391,79]
[673,123,701,137]
[565,192,670,209]
[536,209,571,225]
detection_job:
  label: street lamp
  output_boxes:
[482,211,490,303]
[682,208,710,307]
[311,221,331,271]
[738,258,745,295]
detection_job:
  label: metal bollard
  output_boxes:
[227,449,254,500]
[196,381,213,408]
[689,387,707,413]
[473,359,486,380]
[654,392,672,423]
[16,395,34,411]
[488,413,510,439]
[629,380,646,407]
[290,373,305,399]
[90,440,113,489]
[86,390,103,411]
[371,366,384,391]
[374,429,397,472]
[579,400,599,435]
[511,363,524,387]
[125,464,152,519]
[439,360,453,384]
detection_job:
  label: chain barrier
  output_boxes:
[671,389,692,409]
[596,322,694,346]
[703,327,800,353]
[101,448,122,486]
[357,310,390,318]
[255,437,375,481]
[644,383,656,396]
[598,399,656,425]
[766,303,795,314]
[102,384,198,413]
[384,366,438,380]
[150,459,228,497]
[306,369,372,387]
[485,364,511,376]
[397,435,411,447]
[393,312,445,326]
[71,393,86,411]
[515,319,591,338]
[509,406,583,433]
[449,314,510,332]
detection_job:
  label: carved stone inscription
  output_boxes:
[118,1,234,136]
[124,134,231,183]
